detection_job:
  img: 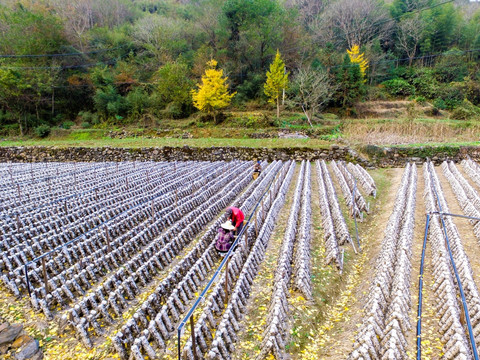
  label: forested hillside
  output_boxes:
[0,0,479,136]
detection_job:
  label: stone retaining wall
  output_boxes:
[0,146,373,166]
[363,145,480,167]
[0,145,479,167]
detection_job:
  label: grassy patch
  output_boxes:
[0,137,332,149]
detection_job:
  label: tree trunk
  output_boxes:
[301,104,314,128]
[213,112,216,123]
[17,116,23,136]
[276,96,280,119]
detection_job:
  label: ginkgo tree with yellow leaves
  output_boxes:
[264,50,289,119]
[191,59,236,122]
[347,44,368,82]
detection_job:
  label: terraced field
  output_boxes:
[2,159,480,359]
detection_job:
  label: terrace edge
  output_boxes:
[0,145,479,167]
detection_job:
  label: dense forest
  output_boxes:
[0,0,479,136]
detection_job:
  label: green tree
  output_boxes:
[90,66,127,120]
[264,50,289,119]
[191,59,236,122]
[419,3,459,54]
[335,54,365,110]
[221,0,287,76]
[0,67,54,135]
[152,62,194,117]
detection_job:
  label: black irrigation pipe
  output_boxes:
[430,211,480,223]
[427,169,479,360]
[22,164,216,296]
[416,210,480,359]
[176,163,284,360]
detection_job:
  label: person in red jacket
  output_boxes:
[225,207,244,236]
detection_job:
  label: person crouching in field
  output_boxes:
[253,159,262,180]
[215,221,235,255]
[225,207,245,236]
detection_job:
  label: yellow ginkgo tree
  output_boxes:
[191,59,236,122]
[264,50,289,119]
[347,44,368,82]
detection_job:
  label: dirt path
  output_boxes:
[232,164,301,359]
[300,166,400,359]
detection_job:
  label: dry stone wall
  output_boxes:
[1,144,480,167]
[0,146,371,166]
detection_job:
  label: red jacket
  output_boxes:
[228,207,244,228]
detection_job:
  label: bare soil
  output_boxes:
[6,163,480,360]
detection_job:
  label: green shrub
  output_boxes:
[381,78,415,96]
[415,96,427,104]
[162,102,183,119]
[451,100,480,120]
[366,86,388,101]
[434,48,469,83]
[53,113,65,124]
[439,84,464,110]
[464,78,480,106]
[433,98,446,110]
[34,124,51,138]
[78,111,100,125]
[81,122,91,129]
[62,121,75,129]
[0,123,20,136]
[411,69,440,99]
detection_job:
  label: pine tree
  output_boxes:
[191,59,236,122]
[347,44,368,82]
[336,54,365,112]
[264,50,289,119]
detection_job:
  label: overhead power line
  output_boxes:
[341,0,456,38]
[0,53,129,70]
[0,46,124,59]
[329,47,480,69]
[272,0,457,59]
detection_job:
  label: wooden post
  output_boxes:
[116,163,119,173]
[262,200,265,222]
[16,215,21,231]
[42,257,49,294]
[225,257,230,303]
[105,227,111,252]
[95,188,98,201]
[190,316,198,360]
[64,201,68,214]
[125,177,129,188]
[255,213,258,237]
[175,189,178,207]
[151,200,155,222]
[17,184,21,200]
